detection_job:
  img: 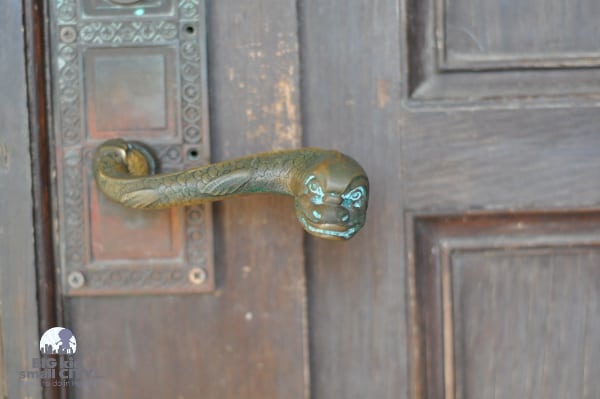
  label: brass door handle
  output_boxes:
[93,139,369,240]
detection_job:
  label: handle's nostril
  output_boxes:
[337,206,350,223]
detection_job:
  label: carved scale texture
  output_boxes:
[93,141,333,209]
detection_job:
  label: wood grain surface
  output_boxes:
[11,0,600,398]
[0,0,42,398]
[65,1,308,398]
[300,1,407,398]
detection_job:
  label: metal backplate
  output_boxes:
[49,0,214,295]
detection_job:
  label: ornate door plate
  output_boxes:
[49,0,214,295]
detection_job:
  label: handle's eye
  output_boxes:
[308,181,323,195]
[343,186,366,208]
[349,190,362,201]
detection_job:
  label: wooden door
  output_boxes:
[302,0,600,397]
[3,0,600,398]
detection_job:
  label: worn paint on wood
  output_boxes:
[63,1,308,398]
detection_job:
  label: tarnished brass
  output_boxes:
[49,0,214,296]
[94,139,370,240]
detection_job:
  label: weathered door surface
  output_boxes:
[3,0,600,398]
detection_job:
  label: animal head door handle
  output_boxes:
[93,139,370,240]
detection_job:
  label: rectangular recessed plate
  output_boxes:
[404,0,600,107]
[409,213,600,399]
[49,0,214,295]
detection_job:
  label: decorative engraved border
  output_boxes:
[51,0,213,295]
[62,149,86,270]
[57,0,77,24]
[79,21,179,44]
[57,43,82,145]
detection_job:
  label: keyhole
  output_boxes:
[187,148,199,161]
[184,24,195,35]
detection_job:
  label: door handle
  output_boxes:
[93,138,369,240]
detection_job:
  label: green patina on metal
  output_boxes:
[93,139,369,240]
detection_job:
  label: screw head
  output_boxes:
[59,26,77,43]
[67,271,85,289]
[188,267,206,285]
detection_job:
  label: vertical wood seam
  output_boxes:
[22,0,63,396]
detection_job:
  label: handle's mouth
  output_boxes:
[297,215,362,240]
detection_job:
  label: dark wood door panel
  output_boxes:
[410,213,600,399]
[300,0,406,398]
[443,0,600,68]
[452,250,599,399]
[402,108,600,211]
[406,0,600,104]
